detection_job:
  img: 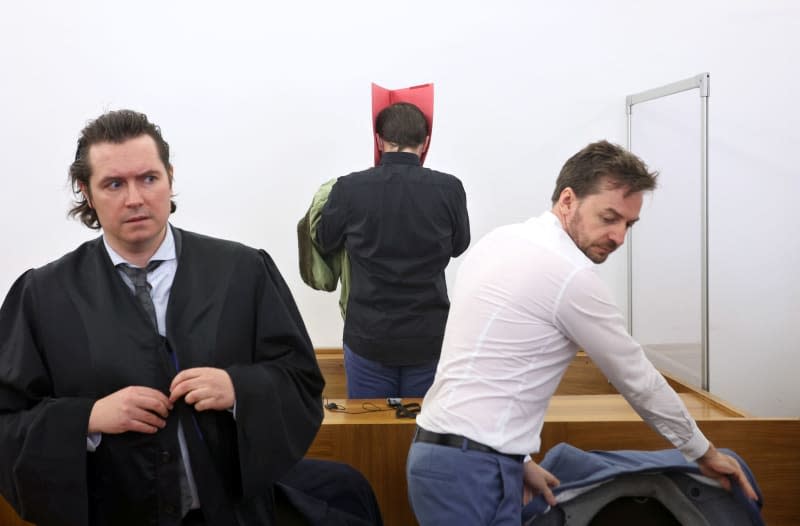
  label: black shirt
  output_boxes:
[317,152,470,366]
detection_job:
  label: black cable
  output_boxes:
[323,398,396,414]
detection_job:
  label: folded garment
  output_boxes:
[523,443,763,526]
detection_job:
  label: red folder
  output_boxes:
[371,82,434,166]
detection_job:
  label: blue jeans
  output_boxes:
[343,344,437,398]
[407,440,524,525]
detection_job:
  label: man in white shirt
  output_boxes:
[407,140,757,525]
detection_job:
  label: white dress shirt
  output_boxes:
[417,211,709,460]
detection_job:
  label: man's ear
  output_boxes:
[375,134,385,153]
[558,187,577,213]
[79,182,93,209]
[421,136,431,153]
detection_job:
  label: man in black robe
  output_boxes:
[0,110,380,526]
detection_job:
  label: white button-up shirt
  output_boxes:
[417,211,709,460]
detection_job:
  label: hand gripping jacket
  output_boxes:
[523,443,764,526]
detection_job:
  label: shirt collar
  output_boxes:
[535,210,595,265]
[531,210,563,228]
[103,225,176,267]
[379,151,421,166]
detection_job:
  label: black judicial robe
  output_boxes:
[0,228,325,526]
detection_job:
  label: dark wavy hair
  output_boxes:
[551,140,658,204]
[68,109,176,229]
[375,102,428,149]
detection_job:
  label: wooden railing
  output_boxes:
[309,350,800,526]
[317,348,619,399]
[3,351,798,526]
[0,497,32,526]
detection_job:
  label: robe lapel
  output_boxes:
[166,228,238,523]
[166,228,221,371]
[74,238,174,393]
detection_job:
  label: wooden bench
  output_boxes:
[317,348,618,399]
[4,353,798,525]
[0,498,31,526]
[309,351,800,526]
[316,347,349,399]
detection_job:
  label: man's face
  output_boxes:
[560,179,643,264]
[84,135,173,258]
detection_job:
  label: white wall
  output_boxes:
[1,1,797,416]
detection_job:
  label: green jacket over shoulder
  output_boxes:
[297,178,350,319]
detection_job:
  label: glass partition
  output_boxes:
[626,74,709,389]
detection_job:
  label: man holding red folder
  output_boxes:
[315,84,470,398]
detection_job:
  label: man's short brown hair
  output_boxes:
[551,140,658,203]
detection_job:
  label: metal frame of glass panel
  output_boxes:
[625,72,710,390]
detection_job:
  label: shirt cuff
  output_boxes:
[86,432,102,452]
[679,431,710,462]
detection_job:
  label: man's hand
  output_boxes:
[169,367,235,411]
[523,460,560,506]
[697,443,758,501]
[88,386,172,434]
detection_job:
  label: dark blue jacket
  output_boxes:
[523,443,763,526]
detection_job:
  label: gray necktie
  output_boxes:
[118,259,195,515]
[117,260,164,330]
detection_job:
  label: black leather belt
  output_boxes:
[414,426,524,462]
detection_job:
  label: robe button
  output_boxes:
[163,503,177,516]
[160,450,171,464]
